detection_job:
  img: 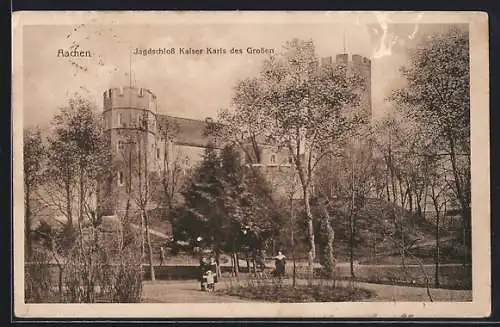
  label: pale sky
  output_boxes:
[23,23,460,127]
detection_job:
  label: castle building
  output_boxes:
[98,53,372,218]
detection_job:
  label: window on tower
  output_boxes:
[130,111,136,127]
[156,147,160,159]
[118,171,124,186]
[117,140,124,152]
[270,154,276,164]
[118,112,127,127]
[140,113,148,130]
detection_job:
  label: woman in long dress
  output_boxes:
[274,251,286,278]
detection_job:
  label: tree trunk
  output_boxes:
[321,203,336,281]
[416,194,423,219]
[57,264,64,297]
[349,160,355,279]
[303,186,315,283]
[25,185,32,260]
[65,173,73,230]
[233,252,239,276]
[215,250,222,278]
[447,135,470,267]
[143,211,156,281]
[435,209,440,288]
[462,216,469,283]
[400,213,406,270]
[349,213,355,279]
[79,164,85,224]
[371,233,376,258]
[407,183,413,213]
[388,136,398,215]
[140,214,145,259]
[385,171,391,203]
[290,196,297,287]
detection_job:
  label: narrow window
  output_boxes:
[130,112,135,127]
[270,154,276,164]
[156,147,160,159]
[118,171,124,186]
[118,112,126,127]
[117,140,123,152]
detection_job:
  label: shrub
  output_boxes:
[63,227,143,303]
[25,224,144,303]
[219,274,374,302]
[25,250,55,303]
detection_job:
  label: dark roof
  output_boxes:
[157,115,217,148]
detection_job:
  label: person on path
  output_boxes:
[199,256,209,290]
[209,257,218,284]
[274,251,286,279]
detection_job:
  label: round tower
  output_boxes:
[320,53,372,120]
[350,54,372,119]
[100,86,159,216]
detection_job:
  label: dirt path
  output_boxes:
[142,279,471,303]
[353,281,472,302]
[142,280,261,303]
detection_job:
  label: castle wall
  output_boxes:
[99,52,372,217]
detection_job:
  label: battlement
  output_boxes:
[319,53,371,67]
[103,86,155,100]
[103,86,158,113]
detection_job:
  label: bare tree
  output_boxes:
[156,120,183,232]
[391,27,471,266]
[427,159,450,288]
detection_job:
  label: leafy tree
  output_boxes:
[211,38,365,281]
[176,144,281,274]
[40,95,110,233]
[177,145,226,263]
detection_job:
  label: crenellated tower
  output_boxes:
[99,86,160,216]
[320,53,372,120]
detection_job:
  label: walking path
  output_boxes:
[141,279,472,303]
[142,280,259,303]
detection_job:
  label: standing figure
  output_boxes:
[274,251,286,278]
[199,256,208,290]
[209,257,218,285]
[205,270,215,292]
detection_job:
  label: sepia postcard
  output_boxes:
[12,11,490,318]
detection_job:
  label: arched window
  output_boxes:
[270,154,276,164]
